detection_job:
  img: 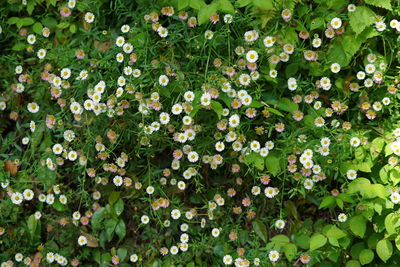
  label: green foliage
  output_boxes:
[0,0,400,265]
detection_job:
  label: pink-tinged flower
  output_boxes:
[161,6,174,17]
[75,49,85,59]
[71,259,80,266]
[335,27,345,35]
[331,189,339,196]
[303,50,318,61]
[245,108,257,118]
[46,115,56,129]
[178,11,188,20]
[60,6,71,17]
[227,188,236,197]
[9,111,18,121]
[231,164,240,173]
[281,9,292,21]
[292,110,304,121]
[247,62,257,71]
[301,168,312,177]
[18,74,26,83]
[41,71,50,81]
[287,164,297,173]
[229,232,238,241]
[86,168,96,177]
[209,13,219,24]
[231,99,242,109]
[59,218,68,226]
[300,254,311,264]
[233,206,242,214]
[298,30,309,39]
[51,87,62,98]
[10,83,18,91]
[173,149,183,160]
[287,154,297,164]
[57,98,66,108]
[187,17,197,27]
[217,120,227,131]
[19,28,28,36]
[366,110,376,120]
[214,58,222,67]
[124,177,132,187]
[237,58,247,69]
[260,175,270,185]
[275,122,285,132]
[163,168,171,177]
[237,248,245,256]
[236,177,243,185]
[111,255,119,265]
[242,197,251,207]
[92,202,101,211]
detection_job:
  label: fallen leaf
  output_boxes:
[4,161,18,176]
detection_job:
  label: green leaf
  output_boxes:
[349,215,367,238]
[114,198,124,216]
[91,208,107,230]
[189,105,201,117]
[190,0,206,9]
[115,219,126,241]
[21,17,35,26]
[348,6,376,35]
[326,225,346,240]
[271,234,290,244]
[12,43,27,51]
[236,0,252,7]
[326,35,362,66]
[395,235,400,251]
[370,137,385,159]
[283,243,297,262]
[27,1,36,15]
[57,22,70,29]
[41,17,57,28]
[376,239,392,263]
[109,191,120,205]
[252,220,268,243]
[7,17,20,25]
[52,200,67,212]
[278,98,298,113]
[105,219,118,241]
[310,17,325,30]
[359,249,374,265]
[27,214,38,238]
[178,0,189,10]
[198,3,217,25]
[345,260,361,267]
[265,107,284,117]
[326,0,349,10]
[310,233,327,251]
[294,234,310,249]
[265,156,280,176]
[319,196,336,209]
[117,247,127,261]
[365,0,392,10]
[385,213,400,235]
[252,0,274,9]
[69,24,77,33]
[32,22,43,35]
[254,156,265,171]
[211,100,223,120]
[217,0,234,13]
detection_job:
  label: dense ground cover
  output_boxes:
[1,0,400,266]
